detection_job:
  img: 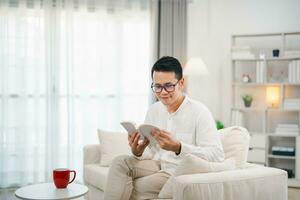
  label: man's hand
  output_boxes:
[151,129,181,154]
[128,132,149,157]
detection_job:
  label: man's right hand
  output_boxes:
[128,132,149,157]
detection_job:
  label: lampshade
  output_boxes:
[266,86,280,108]
[184,57,209,76]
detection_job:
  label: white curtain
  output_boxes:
[0,0,152,187]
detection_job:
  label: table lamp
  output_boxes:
[266,86,280,108]
[184,57,208,76]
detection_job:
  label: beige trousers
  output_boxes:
[103,155,170,200]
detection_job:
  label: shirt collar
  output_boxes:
[166,94,189,116]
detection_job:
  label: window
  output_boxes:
[0,0,152,187]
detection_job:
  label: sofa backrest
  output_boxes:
[218,126,250,168]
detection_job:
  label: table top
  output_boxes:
[15,183,88,200]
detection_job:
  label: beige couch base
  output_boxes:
[85,183,104,200]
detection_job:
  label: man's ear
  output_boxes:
[179,77,185,89]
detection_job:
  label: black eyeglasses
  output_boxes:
[151,80,180,93]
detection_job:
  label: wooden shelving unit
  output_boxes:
[231,32,300,187]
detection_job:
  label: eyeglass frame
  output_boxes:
[151,79,180,93]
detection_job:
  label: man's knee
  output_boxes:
[136,174,169,189]
[133,173,169,197]
[110,155,130,167]
[110,154,137,169]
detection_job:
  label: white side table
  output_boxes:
[15,183,88,200]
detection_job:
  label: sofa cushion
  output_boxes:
[158,154,235,199]
[218,126,250,168]
[97,129,132,166]
[172,166,287,200]
[84,164,109,191]
[174,154,236,176]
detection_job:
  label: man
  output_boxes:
[104,56,224,200]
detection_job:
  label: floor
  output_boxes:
[1,187,300,200]
[288,187,300,200]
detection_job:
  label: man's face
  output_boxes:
[152,71,184,106]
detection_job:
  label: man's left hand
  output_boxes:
[151,129,181,154]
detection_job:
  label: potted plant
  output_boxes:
[216,120,224,130]
[242,94,253,107]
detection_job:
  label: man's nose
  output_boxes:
[161,87,169,94]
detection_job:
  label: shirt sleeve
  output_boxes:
[177,107,225,162]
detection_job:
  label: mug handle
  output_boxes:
[69,170,76,184]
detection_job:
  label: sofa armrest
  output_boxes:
[83,144,101,165]
[173,166,287,200]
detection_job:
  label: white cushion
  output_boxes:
[158,154,236,198]
[84,164,109,191]
[219,126,250,168]
[174,154,236,176]
[97,129,131,166]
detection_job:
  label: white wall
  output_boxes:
[186,0,300,125]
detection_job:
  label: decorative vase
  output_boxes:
[273,49,280,57]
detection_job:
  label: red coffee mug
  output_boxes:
[53,168,76,189]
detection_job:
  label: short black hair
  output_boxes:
[151,56,183,80]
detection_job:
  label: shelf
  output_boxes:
[250,131,265,135]
[247,132,299,137]
[232,32,300,37]
[267,108,300,112]
[232,32,300,188]
[233,83,300,86]
[267,133,299,137]
[232,57,300,61]
[232,107,266,111]
[288,178,300,188]
[248,161,265,165]
[267,154,296,160]
[232,107,300,112]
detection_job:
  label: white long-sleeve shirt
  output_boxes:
[140,95,224,175]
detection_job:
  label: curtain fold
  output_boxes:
[0,0,151,187]
[152,0,187,65]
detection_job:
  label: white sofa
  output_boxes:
[83,127,288,200]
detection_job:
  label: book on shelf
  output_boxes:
[276,127,299,131]
[284,98,300,103]
[298,60,300,82]
[271,146,295,156]
[275,124,299,135]
[284,106,300,110]
[285,50,300,58]
[277,123,299,128]
[275,129,299,135]
[256,61,266,83]
[288,60,300,83]
[283,98,300,110]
